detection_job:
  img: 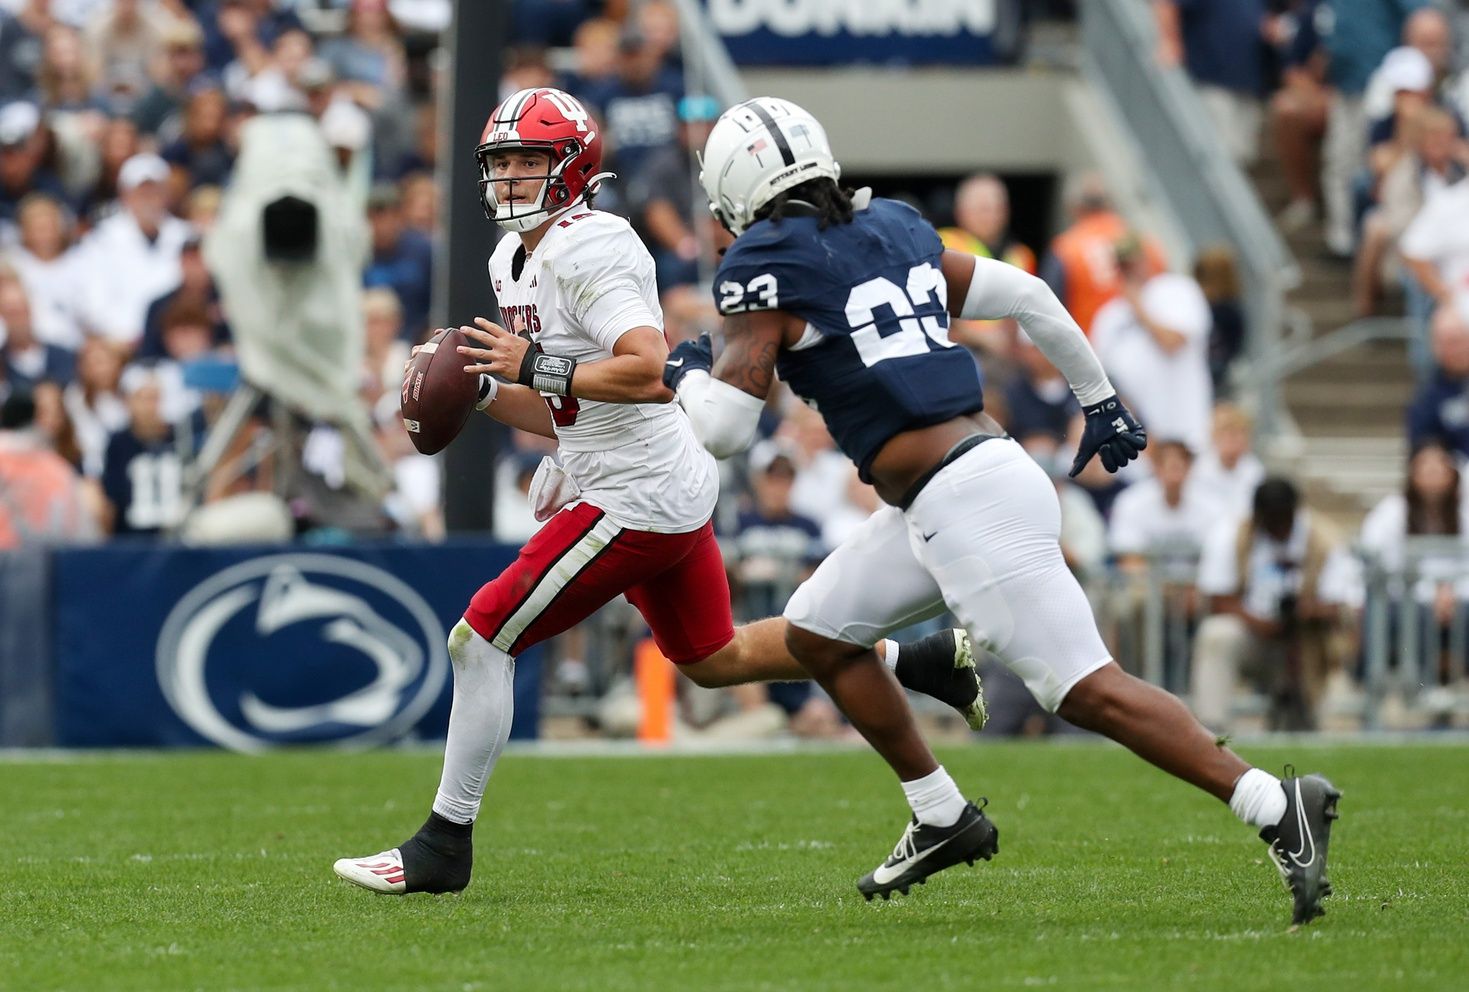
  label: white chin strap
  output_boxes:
[494,201,552,234]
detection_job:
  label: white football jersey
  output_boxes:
[487,210,718,533]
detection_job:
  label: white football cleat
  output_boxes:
[333,849,407,894]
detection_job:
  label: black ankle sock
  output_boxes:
[895,631,978,706]
[399,812,474,893]
[423,811,474,840]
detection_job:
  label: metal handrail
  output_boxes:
[1080,0,1300,438]
[671,0,748,107]
[1264,317,1414,382]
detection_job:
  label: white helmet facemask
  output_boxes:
[698,97,841,236]
[478,148,591,234]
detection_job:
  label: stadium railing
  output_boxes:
[1357,537,1469,729]
[1078,0,1299,438]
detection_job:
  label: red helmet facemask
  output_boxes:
[475,87,613,233]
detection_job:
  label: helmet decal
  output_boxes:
[699,96,840,236]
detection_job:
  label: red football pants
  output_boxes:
[463,502,735,664]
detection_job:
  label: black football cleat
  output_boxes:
[1259,769,1341,926]
[894,628,988,731]
[858,800,999,900]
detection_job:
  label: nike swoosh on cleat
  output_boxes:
[922,531,937,542]
[871,832,959,885]
[666,358,685,367]
[1286,780,1316,869]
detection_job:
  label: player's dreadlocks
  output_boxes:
[757,178,855,230]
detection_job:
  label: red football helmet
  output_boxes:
[476,87,610,233]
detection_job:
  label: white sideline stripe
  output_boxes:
[490,514,622,653]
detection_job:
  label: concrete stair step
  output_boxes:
[1288,359,1415,387]
[1284,379,1414,405]
[1241,157,1404,533]
[1282,224,1331,254]
[1287,404,1406,432]
[1294,297,1361,333]
[1290,259,1358,298]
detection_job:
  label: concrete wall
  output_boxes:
[739,66,1189,263]
[740,68,1092,175]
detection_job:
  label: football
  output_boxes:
[400,327,481,455]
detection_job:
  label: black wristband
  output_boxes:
[518,349,577,396]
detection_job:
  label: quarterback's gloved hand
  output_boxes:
[663,333,713,391]
[1069,394,1147,477]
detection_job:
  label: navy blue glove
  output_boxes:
[663,333,713,391]
[1069,394,1147,476]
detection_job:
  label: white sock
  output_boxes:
[1229,767,1287,830]
[880,639,899,671]
[431,620,515,825]
[901,765,967,827]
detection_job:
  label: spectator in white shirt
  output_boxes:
[1402,161,1469,302]
[73,153,192,348]
[3,192,83,349]
[1106,438,1216,690]
[1108,439,1221,572]
[1354,105,1466,324]
[1091,236,1215,455]
[1191,477,1357,731]
[818,463,883,550]
[1358,442,1469,689]
[1189,403,1266,519]
[62,336,127,477]
[776,399,852,524]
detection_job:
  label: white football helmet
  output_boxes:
[699,97,840,236]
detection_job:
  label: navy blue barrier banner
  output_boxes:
[51,541,542,750]
[702,0,1015,66]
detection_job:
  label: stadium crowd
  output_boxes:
[0,0,451,545]
[0,1,1465,735]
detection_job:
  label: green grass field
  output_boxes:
[2,740,1466,992]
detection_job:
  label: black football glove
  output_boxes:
[1069,394,1147,477]
[662,333,713,391]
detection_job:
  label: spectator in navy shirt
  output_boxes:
[578,29,683,195]
[160,86,235,190]
[1004,330,1079,443]
[1269,0,1331,231]
[0,265,73,391]
[363,183,432,341]
[1407,303,1469,457]
[1154,0,1270,163]
[512,0,595,48]
[100,367,186,536]
[138,235,230,361]
[724,439,827,725]
[0,101,70,242]
[0,4,48,104]
[727,440,825,620]
[200,0,305,74]
[627,95,717,291]
[132,20,212,137]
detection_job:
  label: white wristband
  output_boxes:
[475,374,499,411]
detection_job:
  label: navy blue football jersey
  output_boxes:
[713,197,983,479]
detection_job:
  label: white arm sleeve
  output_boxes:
[675,370,765,459]
[960,256,1115,406]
